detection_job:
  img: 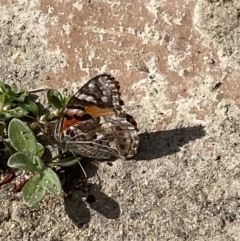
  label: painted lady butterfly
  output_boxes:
[54,74,139,160]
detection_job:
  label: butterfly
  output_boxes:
[54,74,139,160]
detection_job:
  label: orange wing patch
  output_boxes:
[85,106,116,118]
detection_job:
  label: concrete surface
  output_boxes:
[0,0,240,240]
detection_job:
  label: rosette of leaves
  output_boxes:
[1,84,79,206]
[0,81,39,119]
[7,118,62,207]
[0,81,39,150]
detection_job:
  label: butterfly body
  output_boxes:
[54,74,139,160]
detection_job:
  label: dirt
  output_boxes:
[0,0,240,240]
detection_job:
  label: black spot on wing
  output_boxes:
[73,114,92,121]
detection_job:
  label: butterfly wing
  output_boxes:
[66,74,123,110]
[54,74,139,159]
[63,116,139,159]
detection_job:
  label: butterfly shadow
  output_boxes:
[61,161,120,228]
[61,125,205,227]
[135,125,206,161]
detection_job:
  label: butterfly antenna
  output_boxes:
[28,87,48,93]
[72,153,87,178]
[77,159,87,178]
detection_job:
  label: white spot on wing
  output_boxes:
[78,93,88,99]
[88,83,95,88]
[86,95,96,102]
[79,94,97,103]
[101,96,108,102]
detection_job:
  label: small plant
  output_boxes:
[0,81,40,147]
[47,89,69,110]
[0,81,39,119]
[7,118,61,207]
[0,82,75,207]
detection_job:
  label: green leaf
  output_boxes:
[0,82,28,102]
[8,118,37,155]
[41,168,62,195]
[0,81,7,92]
[62,96,70,109]
[47,89,64,109]
[0,94,7,111]
[14,90,28,102]
[5,88,28,102]
[36,142,45,157]
[10,106,29,117]
[4,141,17,155]
[48,156,79,167]
[8,152,38,172]
[22,176,46,207]
[20,100,39,117]
[0,106,29,119]
[0,110,11,119]
[32,155,44,170]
